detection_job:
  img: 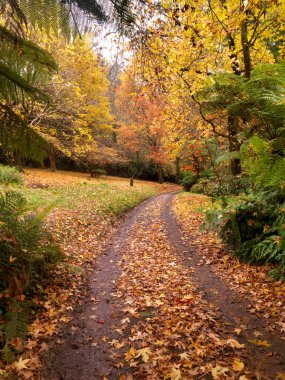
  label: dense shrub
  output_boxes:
[206,190,285,280]
[0,190,63,362]
[180,172,197,191]
[0,165,23,185]
[199,169,215,179]
[191,175,252,197]
[90,168,107,177]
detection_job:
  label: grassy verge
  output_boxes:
[19,169,169,214]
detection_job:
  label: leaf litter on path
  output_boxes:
[110,197,252,379]
[18,189,285,379]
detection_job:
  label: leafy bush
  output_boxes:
[180,172,197,191]
[191,175,251,197]
[199,169,215,179]
[0,165,23,185]
[90,168,107,177]
[0,190,63,362]
[206,190,285,280]
[191,181,206,194]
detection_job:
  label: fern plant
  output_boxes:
[0,190,63,361]
[206,190,285,280]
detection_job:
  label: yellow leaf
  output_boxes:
[125,347,136,361]
[276,373,285,380]
[226,338,245,349]
[45,324,56,336]
[13,357,31,372]
[135,347,151,363]
[232,358,244,372]
[179,352,190,361]
[9,256,17,263]
[211,364,229,379]
[170,368,182,380]
[249,339,271,347]
[60,316,72,323]
[234,328,241,335]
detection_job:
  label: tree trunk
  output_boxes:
[192,154,200,175]
[13,150,22,170]
[227,33,241,76]
[241,18,251,79]
[157,165,163,184]
[175,157,181,183]
[49,146,57,172]
[228,114,242,175]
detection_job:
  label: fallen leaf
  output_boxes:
[211,364,229,379]
[232,358,244,372]
[135,347,151,363]
[226,338,245,349]
[249,339,271,347]
[13,357,31,372]
[125,347,136,361]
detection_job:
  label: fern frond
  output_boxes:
[4,301,29,341]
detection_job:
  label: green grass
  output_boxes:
[0,171,161,217]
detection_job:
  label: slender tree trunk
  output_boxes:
[49,146,57,172]
[241,19,251,79]
[157,165,163,184]
[205,142,222,186]
[228,114,241,175]
[13,150,22,170]
[175,156,181,183]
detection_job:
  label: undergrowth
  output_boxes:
[0,165,23,185]
[206,189,285,280]
[0,190,63,362]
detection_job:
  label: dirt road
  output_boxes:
[41,193,285,379]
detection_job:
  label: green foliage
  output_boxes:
[180,172,197,191]
[201,61,285,280]
[0,165,23,185]
[0,22,56,162]
[199,169,215,179]
[191,175,251,197]
[90,168,107,177]
[206,190,285,280]
[0,190,63,360]
[242,136,285,189]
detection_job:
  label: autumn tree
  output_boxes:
[115,66,170,183]
[4,32,115,171]
[123,0,285,176]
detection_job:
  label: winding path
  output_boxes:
[41,193,285,379]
